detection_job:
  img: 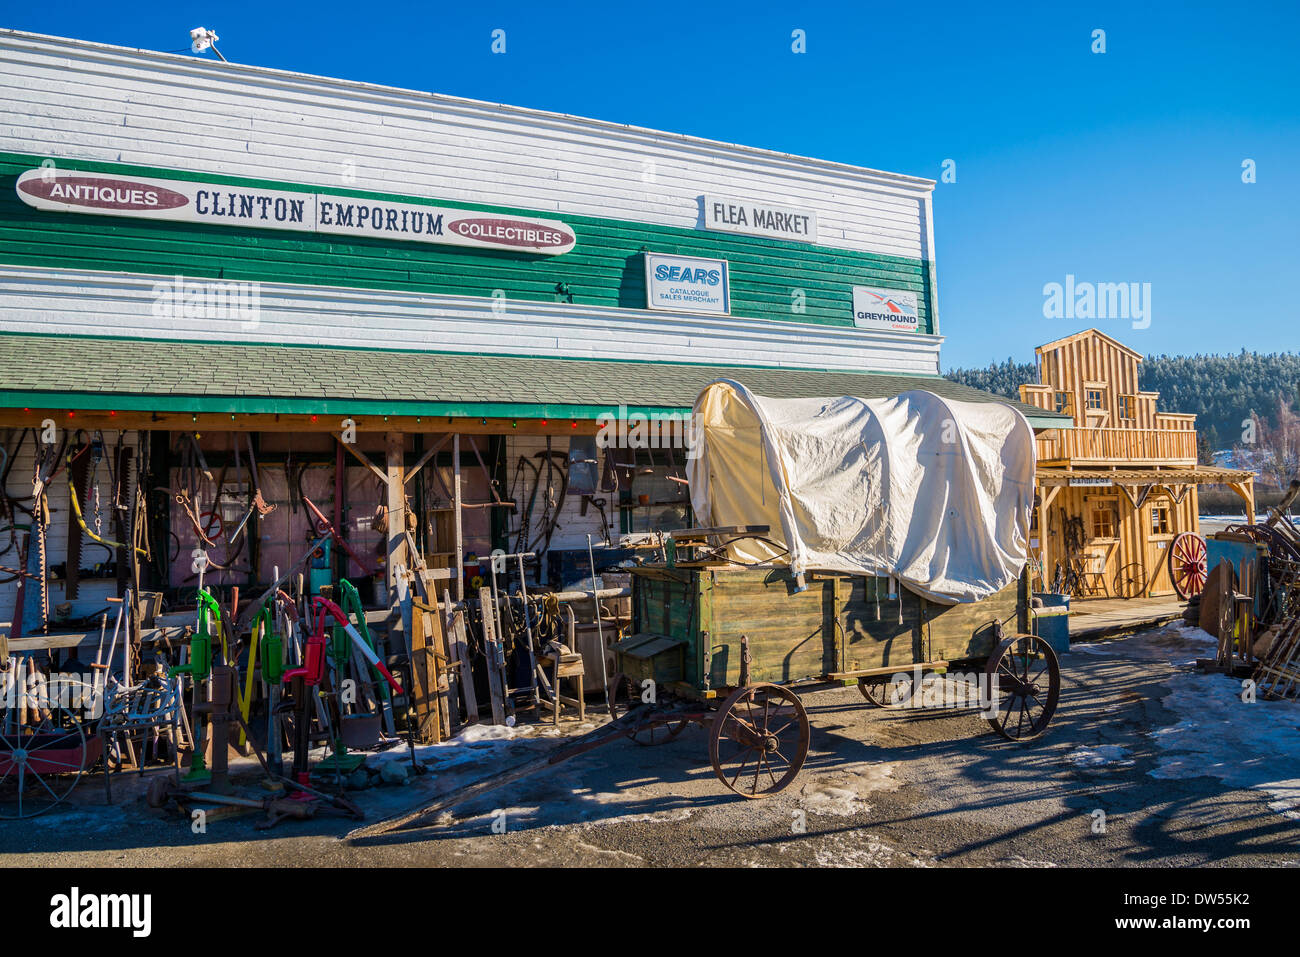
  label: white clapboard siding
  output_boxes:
[0,266,944,375]
[0,30,934,260]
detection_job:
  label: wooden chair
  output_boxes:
[536,641,585,725]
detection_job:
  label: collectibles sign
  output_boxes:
[703,194,817,243]
[644,252,730,315]
[852,285,920,332]
[15,168,577,255]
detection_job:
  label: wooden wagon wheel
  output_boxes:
[606,673,689,747]
[1112,562,1147,600]
[984,633,1060,742]
[709,683,809,798]
[1169,532,1208,599]
[857,674,913,709]
[0,694,93,819]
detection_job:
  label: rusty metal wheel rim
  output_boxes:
[708,683,809,798]
[1112,562,1147,600]
[984,634,1060,742]
[1169,532,1208,599]
[606,673,688,747]
[857,676,912,709]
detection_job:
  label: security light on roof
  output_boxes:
[189,27,226,61]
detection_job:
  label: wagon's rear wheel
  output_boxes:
[709,683,809,798]
[1169,532,1208,599]
[984,634,1060,742]
[858,675,912,709]
[606,673,688,746]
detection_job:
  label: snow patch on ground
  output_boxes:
[1148,639,1300,819]
[1068,745,1136,768]
[809,830,935,868]
[799,762,898,817]
[1069,642,1124,656]
[581,807,696,827]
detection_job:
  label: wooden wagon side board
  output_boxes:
[919,574,1025,663]
[704,567,835,687]
[627,564,1029,694]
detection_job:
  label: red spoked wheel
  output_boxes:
[1169,532,1208,599]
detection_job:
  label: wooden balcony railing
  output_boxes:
[1035,427,1197,466]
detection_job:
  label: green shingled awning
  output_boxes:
[0,332,1070,429]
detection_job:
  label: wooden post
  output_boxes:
[408,600,442,744]
[385,431,407,612]
[453,433,464,602]
[444,588,479,724]
[479,586,507,725]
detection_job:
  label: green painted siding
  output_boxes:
[0,151,934,334]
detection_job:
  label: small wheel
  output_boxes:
[607,673,688,746]
[1112,562,1147,600]
[709,683,809,798]
[1169,532,1208,599]
[857,675,913,709]
[0,675,94,819]
[984,634,1060,742]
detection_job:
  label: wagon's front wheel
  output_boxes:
[984,633,1060,742]
[709,684,809,798]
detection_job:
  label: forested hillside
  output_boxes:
[944,351,1300,452]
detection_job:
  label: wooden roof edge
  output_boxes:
[1033,328,1145,362]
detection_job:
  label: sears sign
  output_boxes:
[644,253,730,316]
[852,286,919,333]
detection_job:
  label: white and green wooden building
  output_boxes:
[0,29,1066,629]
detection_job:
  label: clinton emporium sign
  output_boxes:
[15,168,577,255]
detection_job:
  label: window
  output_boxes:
[1151,502,1171,535]
[1090,501,1118,540]
[1118,394,1136,422]
[1086,389,1105,411]
[1053,391,1074,415]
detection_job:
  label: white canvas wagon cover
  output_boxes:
[686,380,1037,604]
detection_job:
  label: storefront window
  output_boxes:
[1090,501,1118,540]
[1150,502,1171,535]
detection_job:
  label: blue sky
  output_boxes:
[6,0,1297,370]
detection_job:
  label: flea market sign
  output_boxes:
[15,168,577,255]
[703,195,817,243]
[852,285,919,333]
[644,253,730,316]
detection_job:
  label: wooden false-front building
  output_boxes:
[1017,329,1255,598]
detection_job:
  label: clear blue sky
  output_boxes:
[5,0,1297,370]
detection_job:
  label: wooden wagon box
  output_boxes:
[623,564,1027,694]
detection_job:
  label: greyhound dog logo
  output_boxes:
[858,289,917,317]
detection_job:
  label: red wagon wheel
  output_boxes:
[1169,532,1208,599]
[708,683,809,798]
[0,686,95,819]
